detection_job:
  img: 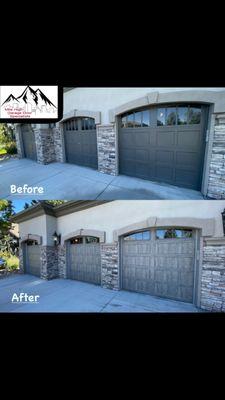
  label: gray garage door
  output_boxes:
[63,117,98,169]
[122,228,195,303]
[21,124,37,161]
[25,243,40,277]
[67,236,101,284]
[119,104,207,190]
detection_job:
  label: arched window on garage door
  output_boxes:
[63,117,98,169]
[119,104,208,190]
[67,235,101,284]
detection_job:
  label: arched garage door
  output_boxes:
[24,241,40,277]
[119,104,208,190]
[121,228,196,303]
[21,124,37,161]
[63,117,98,169]
[67,236,101,285]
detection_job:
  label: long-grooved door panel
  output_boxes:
[122,238,195,302]
[26,245,41,277]
[68,243,101,284]
[64,127,98,169]
[119,108,206,190]
[21,125,37,161]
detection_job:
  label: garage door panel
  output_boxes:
[26,245,40,277]
[119,105,206,190]
[122,232,195,303]
[176,151,199,168]
[136,149,149,162]
[156,131,175,147]
[177,130,201,148]
[21,125,37,161]
[64,119,97,169]
[68,242,101,285]
[156,150,174,164]
[135,132,150,147]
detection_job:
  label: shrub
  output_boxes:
[5,142,17,155]
[6,256,19,270]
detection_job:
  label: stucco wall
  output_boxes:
[19,215,47,245]
[63,88,225,125]
[56,200,225,243]
[46,215,57,246]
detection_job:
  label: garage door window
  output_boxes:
[70,236,99,244]
[124,230,151,241]
[26,240,38,245]
[189,107,201,124]
[156,229,193,239]
[121,110,150,128]
[177,106,188,125]
[82,118,96,130]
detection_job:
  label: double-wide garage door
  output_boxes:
[67,236,101,285]
[64,117,98,169]
[122,229,195,303]
[21,124,37,161]
[25,243,40,277]
[119,104,207,190]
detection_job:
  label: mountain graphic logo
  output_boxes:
[1,86,56,108]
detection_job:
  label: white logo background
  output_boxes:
[0,85,58,119]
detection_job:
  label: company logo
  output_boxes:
[12,293,40,303]
[0,85,58,120]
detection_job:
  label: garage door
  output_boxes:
[21,124,37,161]
[63,117,98,169]
[119,104,207,190]
[25,243,40,277]
[67,236,101,284]
[122,228,195,303]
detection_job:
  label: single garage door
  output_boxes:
[63,117,98,169]
[21,124,37,161]
[67,236,101,285]
[122,228,195,303]
[25,242,40,277]
[119,104,207,190]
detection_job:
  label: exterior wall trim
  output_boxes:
[203,237,225,245]
[20,234,42,245]
[58,109,101,125]
[113,217,215,241]
[109,90,225,122]
[62,229,106,244]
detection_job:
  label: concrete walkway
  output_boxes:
[0,158,203,200]
[0,275,200,313]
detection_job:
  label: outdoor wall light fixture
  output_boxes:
[222,209,225,236]
[53,231,61,246]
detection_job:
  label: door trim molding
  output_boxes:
[109,90,225,122]
[20,234,42,245]
[113,217,215,241]
[58,110,101,125]
[62,229,105,244]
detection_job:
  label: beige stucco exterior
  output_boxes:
[18,200,225,244]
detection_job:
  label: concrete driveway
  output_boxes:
[0,275,200,313]
[0,158,203,200]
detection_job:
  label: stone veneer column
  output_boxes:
[97,124,118,175]
[101,243,119,290]
[52,124,65,162]
[201,238,225,312]
[14,125,23,158]
[40,246,58,279]
[207,114,225,199]
[19,245,24,273]
[34,125,56,164]
[58,245,67,278]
